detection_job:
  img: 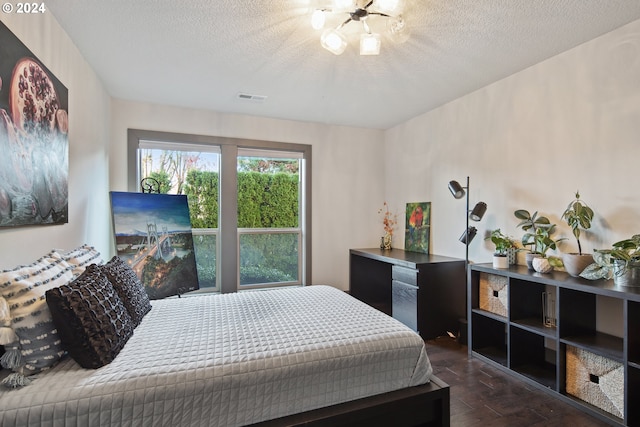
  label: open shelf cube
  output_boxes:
[628,366,640,424]
[510,278,557,335]
[559,289,624,361]
[510,326,557,389]
[629,301,640,364]
[471,311,507,366]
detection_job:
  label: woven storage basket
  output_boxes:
[566,345,624,419]
[479,273,508,317]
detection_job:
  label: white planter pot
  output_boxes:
[532,257,553,274]
[493,255,509,269]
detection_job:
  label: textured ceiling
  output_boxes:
[46,0,640,129]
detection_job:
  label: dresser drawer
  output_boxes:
[392,265,418,286]
[392,280,418,332]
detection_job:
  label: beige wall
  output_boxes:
[0,15,111,268]
[385,18,640,265]
[1,11,639,299]
[110,100,385,289]
[383,19,640,335]
[0,14,385,289]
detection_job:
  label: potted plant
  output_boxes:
[561,191,595,276]
[514,209,566,272]
[486,229,516,268]
[581,234,640,287]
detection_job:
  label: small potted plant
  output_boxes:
[486,229,516,268]
[515,209,566,272]
[581,234,640,286]
[561,191,594,277]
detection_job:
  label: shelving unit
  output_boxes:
[469,263,640,426]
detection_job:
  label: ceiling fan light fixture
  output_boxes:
[311,9,326,30]
[373,0,403,15]
[360,33,381,55]
[387,14,409,43]
[333,0,356,13]
[312,0,408,55]
[321,28,348,55]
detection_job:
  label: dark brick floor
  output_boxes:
[425,337,613,426]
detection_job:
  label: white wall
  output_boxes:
[0,15,111,269]
[110,100,385,289]
[3,11,639,298]
[0,8,383,290]
[384,18,640,336]
[385,18,640,266]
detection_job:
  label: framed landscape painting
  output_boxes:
[110,192,199,299]
[405,202,431,254]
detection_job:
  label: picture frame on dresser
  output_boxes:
[404,202,431,254]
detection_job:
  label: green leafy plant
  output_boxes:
[486,229,517,256]
[514,209,566,257]
[581,234,640,280]
[562,191,594,255]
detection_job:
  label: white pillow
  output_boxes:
[51,244,103,278]
[0,254,74,377]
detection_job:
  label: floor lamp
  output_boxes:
[448,176,486,344]
[448,176,487,270]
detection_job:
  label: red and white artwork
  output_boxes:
[0,22,68,226]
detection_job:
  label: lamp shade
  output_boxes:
[387,14,410,43]
[311,9,326,30]
[333,0,356,12]
[360,33,381,55]
[459,226,477,244]
[321,29,348,55]
[373,0,403,15]
[448,180,465,199]
[469,201,487,222]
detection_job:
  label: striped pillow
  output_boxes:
[0,255,74,376]
[51,244,103,278]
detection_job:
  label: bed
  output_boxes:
[1,266,448,426]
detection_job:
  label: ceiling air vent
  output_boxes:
[237,92,267,103]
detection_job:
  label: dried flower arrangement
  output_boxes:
[378,202,398,236]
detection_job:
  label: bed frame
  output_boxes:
[252,374,450,427]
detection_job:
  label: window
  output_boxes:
[137,140,221,291]
[128,129,311,294]
[237,149,303,289]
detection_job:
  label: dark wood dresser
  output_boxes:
[349,248,465,340]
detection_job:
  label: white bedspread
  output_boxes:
[0,285,432,427]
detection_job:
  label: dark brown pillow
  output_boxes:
[46,265,134,369]
[100,256,151,327]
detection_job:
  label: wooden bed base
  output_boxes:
[252,375,450,427]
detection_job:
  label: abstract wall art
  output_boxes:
[0,22,69,227]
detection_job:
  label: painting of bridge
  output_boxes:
[110,191,199,299]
